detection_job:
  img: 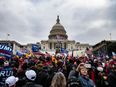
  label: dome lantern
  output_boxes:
[48,16,68,40]
[56,15,60,24]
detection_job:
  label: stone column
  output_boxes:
[52,42,54,50]
[54,42,56,49]
[64,42,66,49]
[61,42,63,48]
[49,42,52,50]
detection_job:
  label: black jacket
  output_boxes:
[108,71,116,87]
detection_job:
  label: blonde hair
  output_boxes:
[51,72,66,87]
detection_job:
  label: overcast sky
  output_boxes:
[0,0,116,45]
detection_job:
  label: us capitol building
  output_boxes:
[0,16,90,55]
[40,16,90,52]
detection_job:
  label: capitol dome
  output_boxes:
[48,16,68,40]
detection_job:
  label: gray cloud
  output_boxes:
[0,0,116,45]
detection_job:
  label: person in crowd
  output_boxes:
[36,66,52,87]
[50,72,66,87]
[16,60,28,87]
[78,64,96,87]
[0,60,15,87]
[5,76,19,87]
[68,63,84,79]
[95,66,110,87]
[108,62,116,87]
[109,52,116,70]
[0,57,5,87]
[22,69,43,87]
[67,63,83,87]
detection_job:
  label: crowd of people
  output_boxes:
[0,51,116,87]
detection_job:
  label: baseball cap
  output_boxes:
[5,76,19,87]
[25,70,36,81]
[97,67,103,72]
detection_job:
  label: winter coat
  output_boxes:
[108,71,116,87]
[78,75,95,87]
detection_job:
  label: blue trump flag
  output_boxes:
[32,44,40,52]
[0,44,13,58]
[61,48,68,54]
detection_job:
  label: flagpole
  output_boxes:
[109,33,111,41]
[6,33,10,40]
